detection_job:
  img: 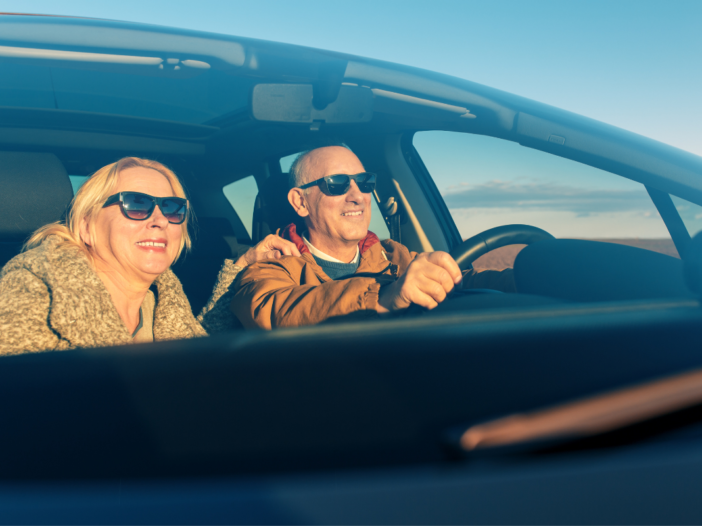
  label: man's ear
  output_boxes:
[288,188,309,218]
[79,217,93,247]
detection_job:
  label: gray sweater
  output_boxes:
[0,236,215,355]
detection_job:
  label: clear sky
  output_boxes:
[4,0,701,238]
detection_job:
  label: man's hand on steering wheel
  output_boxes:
[376,252,462,313]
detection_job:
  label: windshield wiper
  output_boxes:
[455,367,702,453]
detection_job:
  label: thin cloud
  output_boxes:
[442,180,655,216]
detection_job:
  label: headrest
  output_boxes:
[252,173,305,243]
[0,152,72,240]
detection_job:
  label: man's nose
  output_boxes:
[345,180,364,203]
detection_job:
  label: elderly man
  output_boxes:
[231,146,514,329]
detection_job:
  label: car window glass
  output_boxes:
[223,176,258,238]
[414,131,671,253]
[69,175,89,195]
[368,197,391,240]
[670,195,702,237]
[279,153,390,240]
[279,154,297,173]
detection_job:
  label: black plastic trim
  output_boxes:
[646,186,691,258]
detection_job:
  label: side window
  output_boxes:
[671,195,702,238]
[69,175,89,195]
[414,131,672,263]
[279,153,391,240]
[223,175,258,238]
[279,153,297,173]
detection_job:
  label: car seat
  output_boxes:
[251,173,305,243]
[171,216,242,315]
[0,152,73,269]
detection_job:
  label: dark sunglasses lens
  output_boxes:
[325,175,351,195]
[122,193,154,220]
[160,198,187,224]
[356,173,376,193]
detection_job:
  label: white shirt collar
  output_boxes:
[302,234,360,264]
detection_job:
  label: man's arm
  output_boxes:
[198,235,302,334]
[231,259,381,330]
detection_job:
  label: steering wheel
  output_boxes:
[402,224,554,317]
[450,224,555,271]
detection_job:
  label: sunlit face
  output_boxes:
[82,167,183,284]
[293,147,372,249]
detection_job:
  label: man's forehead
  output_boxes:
[304,147,364,177]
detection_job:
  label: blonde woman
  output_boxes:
[0,157,299,355]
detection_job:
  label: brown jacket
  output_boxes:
[232,225,515,330]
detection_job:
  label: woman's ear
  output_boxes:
[288,188,309,218]
[79,217,93,246]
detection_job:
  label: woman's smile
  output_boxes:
[135,238,168,252]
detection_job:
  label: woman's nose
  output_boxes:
[148,205,170,227]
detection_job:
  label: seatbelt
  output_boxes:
[380,196,401,244]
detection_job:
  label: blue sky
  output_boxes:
[4,0,701,238]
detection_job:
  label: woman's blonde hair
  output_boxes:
[26,157,192,261]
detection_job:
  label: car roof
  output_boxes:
[1,13,701,203]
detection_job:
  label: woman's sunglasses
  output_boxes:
[297,172,377,196]
[102,192,188,225]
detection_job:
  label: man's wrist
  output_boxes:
[234,255,250,267]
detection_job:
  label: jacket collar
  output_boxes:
[280,223,380,256]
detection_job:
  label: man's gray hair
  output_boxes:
[287,143,352,190]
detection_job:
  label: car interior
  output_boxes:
[0,119,697,316]
[3,17,702,507]
[1,21,700,321]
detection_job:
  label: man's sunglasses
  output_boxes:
[102,192,189,225]
[298,172,377,196]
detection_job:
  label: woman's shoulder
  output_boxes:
[1,236,91,286]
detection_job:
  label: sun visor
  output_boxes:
[251,84,373,124]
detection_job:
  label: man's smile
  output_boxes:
[341,210,363,217]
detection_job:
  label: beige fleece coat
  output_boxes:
[0,236,208,355]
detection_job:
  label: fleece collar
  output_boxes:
[280,223,380,257]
